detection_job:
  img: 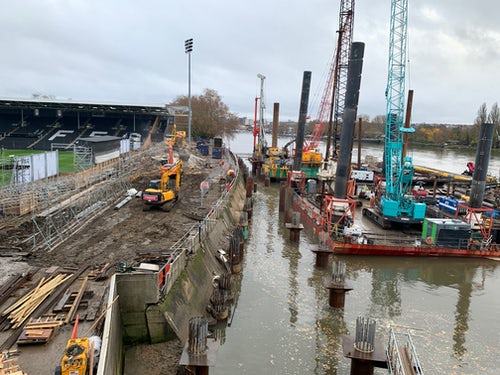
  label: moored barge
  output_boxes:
[292,194,500,260]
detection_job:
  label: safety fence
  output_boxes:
[159,150,241,296]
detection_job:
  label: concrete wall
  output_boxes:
[116,273,159,344]
[97,275,124,375]
[161,170,246,341]
[98,152,247,372]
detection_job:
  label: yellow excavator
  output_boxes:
[141,159,183,211]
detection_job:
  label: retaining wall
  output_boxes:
[97,275,124,375]
[161,167,246,340]
[97,152,247,374]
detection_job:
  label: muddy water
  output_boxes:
[226,132,500,176]
[211,135,500,374]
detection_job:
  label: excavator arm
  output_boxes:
[142,160,183,210]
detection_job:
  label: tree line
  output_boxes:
[399,102,498,147]
[306,103,500,148]
[169,89,498,149]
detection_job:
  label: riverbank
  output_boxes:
[123,155,248,375]
[0,144,247,374]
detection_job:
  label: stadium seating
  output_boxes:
[0,109,165,151]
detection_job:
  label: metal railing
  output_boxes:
[387,328,424,375]
[159,150,241,296]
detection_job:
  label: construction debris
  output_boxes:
[2,273,72,329]
[0,350,26,375]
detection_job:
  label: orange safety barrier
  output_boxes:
[158,270,165,288]
[347,179,356,197]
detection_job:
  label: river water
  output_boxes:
[211,133,500,375]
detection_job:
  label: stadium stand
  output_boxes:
[0,99,177,151]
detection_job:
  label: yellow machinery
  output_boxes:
[165,124,187,148]
[56,336,90,375]
[55,316,100,375]
[262,147,323,181]
[302,150,322,164]
[141,160,183,211]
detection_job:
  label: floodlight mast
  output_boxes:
[184,38,193,148]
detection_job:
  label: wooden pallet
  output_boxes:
[0,350,26,375]
[16,315,64,346]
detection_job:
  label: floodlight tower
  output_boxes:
[185,38,193,148]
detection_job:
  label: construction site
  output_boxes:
[0,99,246,374]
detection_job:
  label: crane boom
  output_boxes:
[304,0,354,153]
[332,0,355,152]
[380,0,425,221]
[305,56,335,152]
[253,73,267,154]
[384,0,408,200]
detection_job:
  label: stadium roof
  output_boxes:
[0,98,187,116]
[79,135,123,143]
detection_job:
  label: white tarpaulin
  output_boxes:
[12,150,59,185]
[94,150,120,164]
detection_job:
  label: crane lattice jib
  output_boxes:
[257,74,267,154]
[333,0,355,150]
[305,0,354,152]
[306,58,336,151]
[384,0,409,200]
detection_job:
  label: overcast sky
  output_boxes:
[0,1,498,124]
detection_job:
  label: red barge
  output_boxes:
[292,193,500,260]
[328,240,500,258]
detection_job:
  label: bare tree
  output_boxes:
[488,102,499,123]
[488,102,500,148]
[475,102,488,126]
[170,89,239,140]
[467,102,488,145]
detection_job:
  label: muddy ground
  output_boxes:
[1,149,228,269]
[0,147,233,374]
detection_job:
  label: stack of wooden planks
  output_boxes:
[1,274,72,329]
[0,350,26,375]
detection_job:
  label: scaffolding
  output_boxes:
[73,145,94,171]
[0,152,13,189]
[0,145,162,252]
[10,156,32,185]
